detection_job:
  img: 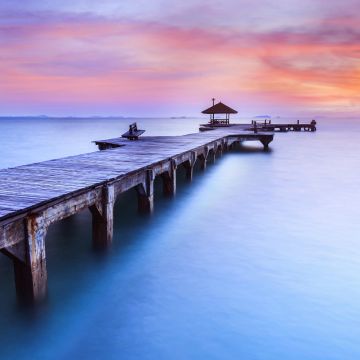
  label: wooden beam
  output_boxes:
[0,219,25,249]
[89,185,115,249]
[12,214,48,304]
[161,160,177,196]
[182,151,197,181]
[136,169,154,213]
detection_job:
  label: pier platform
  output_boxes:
[199,122,316,132]
[0,127,273,303]
[251,123,316,132]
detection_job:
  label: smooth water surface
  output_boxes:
[0,116,359,359]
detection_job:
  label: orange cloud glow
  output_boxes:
[0,11,359,116]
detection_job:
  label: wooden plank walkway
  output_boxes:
[0,126,273,304]
[250,121,317,132]
[0,128,271,221]
[199,122,317,132]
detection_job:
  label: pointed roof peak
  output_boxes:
[202,101,238,114]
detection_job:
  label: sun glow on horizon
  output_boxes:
[0,0,359,117]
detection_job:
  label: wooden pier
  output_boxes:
[200,121,317,133]
[0,127,273,304]
[250,120,317,132]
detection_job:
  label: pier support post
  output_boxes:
[11,215,48,304]
[184,162,193,181]
[137,169,154,213]
[259,136,273,150]
[209,147,216,163]
[199,147,209,171]
[183,151,196,181]
[90,184,115,250]
[222,139,228,152]
[229,140,238,150]
[216,142,223,157]
[201,158,207,170]
[221,139,227,153]
[162,160,177,196]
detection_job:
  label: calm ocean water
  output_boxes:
[0,116,360,359]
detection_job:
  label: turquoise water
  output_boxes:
[0,117,360,359]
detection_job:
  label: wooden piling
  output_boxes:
[198,147,209,170]
[162,160,177,196]
[136,169,154,213]
[89,185,114,249]
[11,215,48,303]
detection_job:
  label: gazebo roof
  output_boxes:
[202,102,238,114]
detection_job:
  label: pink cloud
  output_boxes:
[0,11,359,115]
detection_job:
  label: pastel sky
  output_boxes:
[0,0,359,116]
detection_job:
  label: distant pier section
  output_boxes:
[248,119,317,132]
[199,99,317,132]
[0,126,273,304]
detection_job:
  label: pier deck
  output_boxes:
[0,127,273,303]
[250,122,316,132]
[199,122,316,132]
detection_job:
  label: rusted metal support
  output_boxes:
[136,169,154,213]
[10,214,48,304]
[162,160,177,196]
[89,185,115,250]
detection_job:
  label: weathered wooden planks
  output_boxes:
[0,127,272,222]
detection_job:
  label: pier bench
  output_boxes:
[121,123,145,140]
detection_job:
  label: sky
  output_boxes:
[0,0,359,117]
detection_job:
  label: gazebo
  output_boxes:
[202,98,238,125]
